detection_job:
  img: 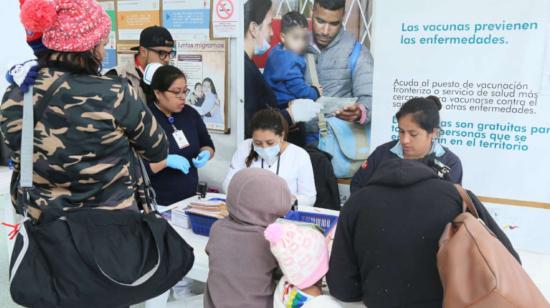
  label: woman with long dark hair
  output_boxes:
[199,77,223,124]
[223,109,316,206]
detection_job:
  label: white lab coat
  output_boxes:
[223,139,317,207]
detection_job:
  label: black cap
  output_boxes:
[131,26,175,51]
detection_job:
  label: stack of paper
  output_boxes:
[185,200,228,219]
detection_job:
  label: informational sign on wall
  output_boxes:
[117,0,160,41]
[211,0,239,38]
[372,0,550,205]
[175,40,229,132]
[116,53,136,69]
[163,0,211,40]
[99,1,117,69]
[371,0,550,252]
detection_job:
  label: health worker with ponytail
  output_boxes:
[223,109,316,207]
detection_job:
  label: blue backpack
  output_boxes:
[317,41,371,178]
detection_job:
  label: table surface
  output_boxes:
[167,193,226,283]
[167,193,340,283]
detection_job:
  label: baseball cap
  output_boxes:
[131,26,175,51]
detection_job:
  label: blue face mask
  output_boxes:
[254,38,271,56]
[254,143,280,163]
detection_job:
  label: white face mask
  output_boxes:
[254,37,270,56]
[252,22,271,56]
[254,143,280,163]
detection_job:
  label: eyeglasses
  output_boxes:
[146,48,176,60]
[166,88,190,98]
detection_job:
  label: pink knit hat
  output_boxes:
[20,0,111,52]
[264,221,329,289]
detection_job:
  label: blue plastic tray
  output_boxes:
[186,212,218,236]
[284,211,338,235]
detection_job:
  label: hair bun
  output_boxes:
[20,0,58,33]
[425,95,442,111]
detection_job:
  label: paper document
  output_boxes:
[317,96,358,115]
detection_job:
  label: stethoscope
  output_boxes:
[261,155,281,176]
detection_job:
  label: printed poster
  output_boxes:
[163,0,211,41]
[371,0,550,253]
[117,0,161,41]
[116,53,136,69]
[371,0,550,205]
[211,0,239,38]
[175,40,228,132]
[99,1,117,69]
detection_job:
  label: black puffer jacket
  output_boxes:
[327,159,519,308]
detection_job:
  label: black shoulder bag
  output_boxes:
[9,73,194,308]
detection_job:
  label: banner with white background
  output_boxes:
[371,0,550,253]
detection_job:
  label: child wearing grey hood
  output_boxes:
[204,168,293,308]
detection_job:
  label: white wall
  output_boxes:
[197,5,245,191]
[0,1,34,97]
[198,38,242,190]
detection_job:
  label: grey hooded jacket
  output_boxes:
[305,28,374,136]
[204,168,293,308]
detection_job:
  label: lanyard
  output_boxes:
[261,155,281,176]
[154,103,178,132]
[167,116,178,132]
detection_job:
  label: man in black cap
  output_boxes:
[107,25,175,103]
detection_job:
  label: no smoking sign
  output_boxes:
[216,0,233,20]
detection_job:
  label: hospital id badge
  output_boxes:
[173,130,189,149]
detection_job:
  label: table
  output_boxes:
[172,226,209,282]
[165,193,226,283]
[166,194,341,283]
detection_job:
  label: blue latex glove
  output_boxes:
[192,150,211,169]
[167,154,190,174]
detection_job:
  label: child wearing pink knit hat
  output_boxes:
[265,221,342,308]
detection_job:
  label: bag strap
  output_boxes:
[306,53,320,88]
[18,73,71,217]
[306,54,329,137]
[20,72,157,215]
[454,184,479,218]
[20,72,71,190]
[19,89,35,190]
[348,41,362,75]
[137,155,158,214]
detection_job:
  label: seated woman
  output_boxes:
[205,168,294,308]
[327,158,520,308]
[143,63,215,206]
[223,109,316,207]
[351,96,462,194]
